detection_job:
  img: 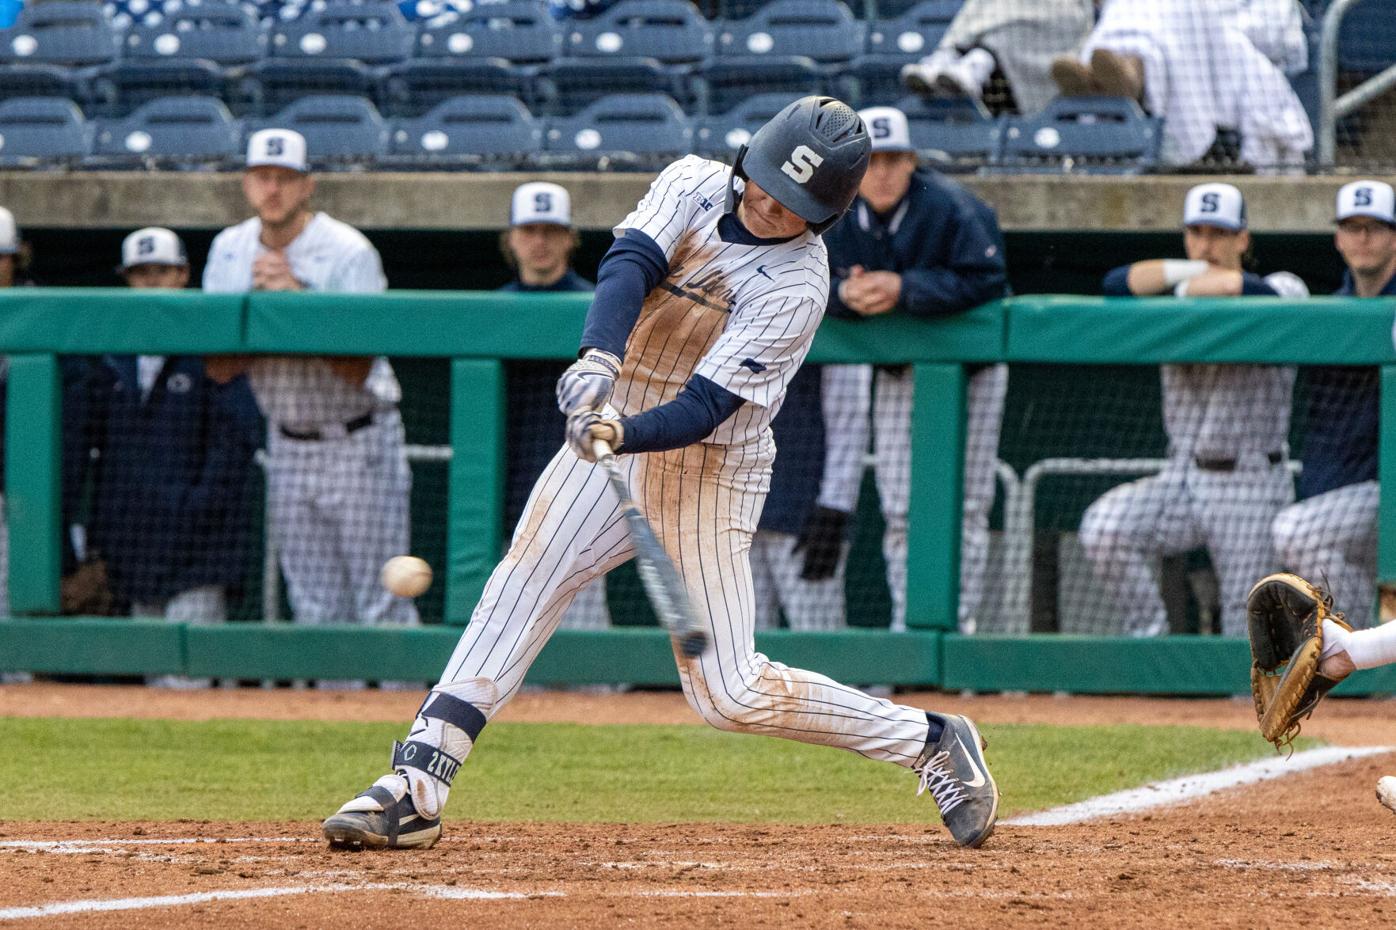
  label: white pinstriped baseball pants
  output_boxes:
[436,443,934,767]
[1272,480,1379,629]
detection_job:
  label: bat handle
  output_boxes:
[592,437,615,461]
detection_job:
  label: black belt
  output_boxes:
[1193,451,1283,471]
[279,412,375,442]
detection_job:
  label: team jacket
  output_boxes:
[498,271,595,533]
[85,356,264,603]
[1295,270,1394,498]
[823,170,1009,321]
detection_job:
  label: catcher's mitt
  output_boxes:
[1247,572,1351,751]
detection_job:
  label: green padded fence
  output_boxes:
[0,290,1392,694]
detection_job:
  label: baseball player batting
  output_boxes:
[323,96,1000,851]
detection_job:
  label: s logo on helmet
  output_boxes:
[781,145,825,184]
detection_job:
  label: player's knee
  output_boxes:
[680,665,773,734]
[1078,501,1115,558]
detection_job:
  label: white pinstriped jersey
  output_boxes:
[611,155,832,450]
[202,211,400,429]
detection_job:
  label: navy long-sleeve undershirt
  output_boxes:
[618,374,745,453]
[578,229,669,359]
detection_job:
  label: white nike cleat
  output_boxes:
[1377,776,1396,814]
[914,714,999,848]
[322,773,442,851]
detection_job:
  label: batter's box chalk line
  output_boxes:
[1005,745,1393,827]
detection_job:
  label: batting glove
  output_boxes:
[566,409,624,463]
[556,349,622,416]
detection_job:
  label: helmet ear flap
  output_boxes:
[725,144,749,215]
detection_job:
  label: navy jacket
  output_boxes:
[87,356,264,603]
[758,365,826,536]
[498,271,595,533]
[1296,270,1394,499]
[824,170,1009,321]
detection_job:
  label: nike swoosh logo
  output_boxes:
[955,736,987,788]
[756,266,772,280]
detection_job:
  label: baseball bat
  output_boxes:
[593,438,708,658]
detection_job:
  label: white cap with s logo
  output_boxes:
[121,227,188,270]
[857,106,913,153]
[0,206,17,254]
[1336,180,1396,225]
[246,128,309,173]
[511,182,572,226]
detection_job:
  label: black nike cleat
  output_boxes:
[914,714,999,849]
[322,775,441,851]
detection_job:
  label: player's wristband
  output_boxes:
[1162,260,1209,287]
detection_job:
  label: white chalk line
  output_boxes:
[1005,745,1394,827]
[0,837,315,851]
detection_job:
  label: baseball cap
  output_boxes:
[1335,180,1396,226]
[858,106,914,153]
[121,227,188,270]
[0,206,16,254]
[1183,182,1247,231]
[246,128,308,173]
[510,182,572,226]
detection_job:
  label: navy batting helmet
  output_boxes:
[726,96,871,235]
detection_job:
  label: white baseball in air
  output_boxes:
[382,556,433,598]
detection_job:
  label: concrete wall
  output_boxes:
[0,171,1380,232]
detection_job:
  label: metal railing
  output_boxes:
[1318,0,1396,165]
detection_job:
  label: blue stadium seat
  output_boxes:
[564,0,714,63]
[415,1,563,65]
[995,95,1161,174]
[700,54,822,115]
[694,90,794,156]
[1337,0,1396,75]
[250,95,388,167]
[0,63,81,106]
[91,95,240,168]
[866,0,958,22]
[0,2,117,67]
[897,95,999,170]
[839,55,914,107]
[0,96,89,166]
[379,58,534,118]
[717,0,864,64]
[122,2,267,66]
[270,3,415,64]
[236,58,376,117]
[864,0,956,61]
[543,56,698,116]
[89,59,227,118]
[544,92,692,168]
[387,94,542,166]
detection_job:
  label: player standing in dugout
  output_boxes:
[323,97,1001,851]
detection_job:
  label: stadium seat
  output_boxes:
[995,95,1162,174]
[864,0,957,61]
[563,0,714,64]
[121,2,267,66]
[544,92,692,168]
[865,0,958,22]
[89,59,227,118]
[0,63,81,107]
[269,3,415,64]
[415,1,563,65]
[0,1,117,67]
[700,55,822,116]
[236,58,376,117]
[543,56,698,116]
[897,94,1000,170]
[694,90,794,157]
[1337,0,1396,75]
[716,0,864,65]
[250,94,388,167]
[90,95,240,168]
[387,94,542,167]
[0,96,90,166]
[379,57,534,118]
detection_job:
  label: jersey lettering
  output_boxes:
[781,146,824,184]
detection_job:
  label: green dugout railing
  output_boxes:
[0,290,1393,695]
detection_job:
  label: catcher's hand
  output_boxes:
[556,349,621,417]
[566,409,623,463]
[1247,572,1352,751]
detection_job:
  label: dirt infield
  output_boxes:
[7,684,1396,928]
